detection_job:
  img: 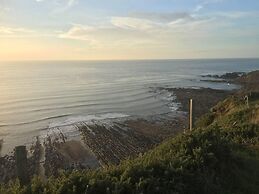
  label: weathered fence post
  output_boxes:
[15,146,30,185]
[244,95,249,108]
[189,99,193,131]
[0,139,3,157]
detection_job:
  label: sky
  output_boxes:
[0,0,259,60]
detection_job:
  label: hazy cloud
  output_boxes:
[0,4,10,16]
[194,0,225,12]
[58,11,215,48]
[110,12,208,32]
[129,12,194,22]
[213,11,259,19]
[59,24,97,42]
[0,25,57,39]
[111,17,156,31]
[35,0,77,5]
[35,0,77,13]
[58,22,158,48]
[0,26,34,35]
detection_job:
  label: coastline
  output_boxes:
[1,70,258,183]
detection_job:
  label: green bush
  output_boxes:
[195,113,215,128]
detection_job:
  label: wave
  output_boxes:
[0,92,155,116]
[1,114,72,127]
[48,113,130,129]
[37,112,131,141]
[0,85,144,107]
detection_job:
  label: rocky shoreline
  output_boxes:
[162,87,233,120]
[0,112,188,182]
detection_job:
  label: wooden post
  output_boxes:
[246,95,249,108]
[0,139,3,157]
[15,146,30,185]
[189,99,193,131]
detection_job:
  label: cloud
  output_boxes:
[0,25,57,39]
[58,22,157,48]
[194,5,204,12]
[129,12,193,22]
[58,11,214,49]
[111,12,209,32]
[111,17,156,31]
[35,0,76,5]
[57,8,259,52]
[0,5,10,15]
[213,11,259,19]
[194,0,225,12]
[35,0,77,12]
[58,24,97,42]
[0,26,35,35]
[110,12,198,32]
[67,0,76,7]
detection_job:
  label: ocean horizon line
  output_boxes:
[1,57,259,63]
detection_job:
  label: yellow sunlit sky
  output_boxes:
[0,0,259,60]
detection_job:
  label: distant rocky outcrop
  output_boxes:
[202,72,246,80]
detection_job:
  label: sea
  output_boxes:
[0,58,258,154]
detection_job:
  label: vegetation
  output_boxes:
[1,93,258,194]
